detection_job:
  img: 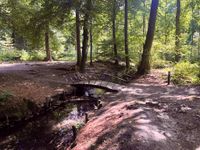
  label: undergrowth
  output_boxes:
[172,61,200,85]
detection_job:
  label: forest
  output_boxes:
[0,0,200,149]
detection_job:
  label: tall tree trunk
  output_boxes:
[137,0,159,75]
[90,21,93,66]
[76,8,81,66]
[80,0,91,73]
[190,0,194,60]
[45,25,52,61]
[143,0,146,37]
[164,0,168,44]
[11,31,15,44]
[198,31,200,59]
[175,0,181,62]
[112,0,118,65]
[124,0,130,69]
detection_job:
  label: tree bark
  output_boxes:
[90,21,93,66]
[76,8,81,66]
[190,0,194,60]
[11,31,15,44]
[143,0,146,38]
[198,31,200,59]
[137,0,159,75]
[112,0,119,65]
[80,0,91,73]
[124,0,130,70]
[164,0,168,44]
[175,0,181,62]
[45,25,52,61]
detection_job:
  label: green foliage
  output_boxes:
[0,49,46,61]
[75,122,84,130]
[29,50,46,61]
[55,49,76,61]
[0,49,21,61]
[0,0,199,81]
[172,61,200,85]
[20,50,31,61]
[152,59,172,69]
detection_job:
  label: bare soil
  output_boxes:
[72,71,200,150]
[0,61,126,114]
[1,62,200,150]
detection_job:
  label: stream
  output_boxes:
[0,88,106,150]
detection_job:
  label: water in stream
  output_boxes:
[0,88,106,150]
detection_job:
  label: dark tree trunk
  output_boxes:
[90,21,93,66]
[45,25,52,61]
[80,0,91,73]
[112,0,119,65]
[76,8,81,66]
[137,0,159,75]
[124,0,130,70]
[11,31,26,50]
[11,31,15,44]
[175,0,181,62]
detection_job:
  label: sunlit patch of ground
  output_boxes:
[72,70,200,150]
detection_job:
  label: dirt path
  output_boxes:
[72,71,200,150]
[0,61,127,107]
[1,63,200,150]
[0,62,74,105]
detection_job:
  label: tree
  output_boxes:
[164,0,168,44]
[80,0,92,73]
[75,5,81,66]
[112,0,118,65]
[44,23,52,61]
[124,0,130,69]
[142,0,146,37]
[137,0,159,75]
[175,0,181,62]
[90,20,93,66]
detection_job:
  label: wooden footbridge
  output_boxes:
[69,80,125,92]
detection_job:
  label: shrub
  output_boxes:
[29,50,46,61]
[0,49,21,61]
[0,49,47,61]
[172,61,200,85]
[152,59,172,69]
[20,50,31,61]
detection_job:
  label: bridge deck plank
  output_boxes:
[70,80,122,92]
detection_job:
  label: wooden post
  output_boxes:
[85,113,89,123]
[72,125,77,141]
[167,71,171,85]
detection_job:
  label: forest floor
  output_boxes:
[0,61,127,149]
[0,61,200,150]
[72,71,200,150]
[0,61,125,106]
